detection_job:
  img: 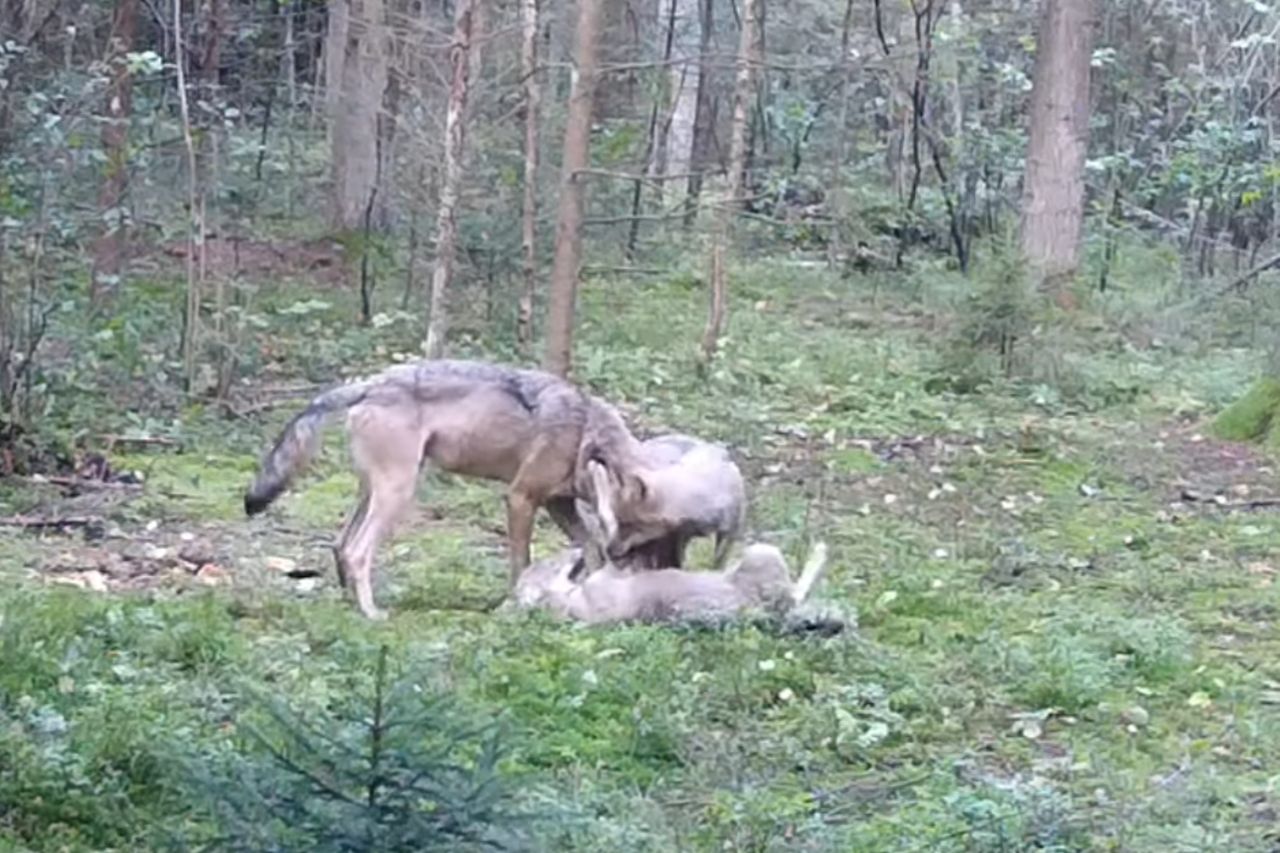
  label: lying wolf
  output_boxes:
[514,541,830,627]
[576,433,746,574]
[243,359,650,619]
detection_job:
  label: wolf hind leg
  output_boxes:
[333,476,371,591]
[338,410,427,619]
[339,464,417,620]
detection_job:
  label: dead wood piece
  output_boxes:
[26,475,142,491]
[1,515,102,529]
[100,434,180,449]
[1178,488,1280,511]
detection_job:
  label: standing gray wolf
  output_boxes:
[575,433,746,574]
[513,541,829,627]
[243,359,649,619]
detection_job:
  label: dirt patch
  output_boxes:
[12,516,335,596]
[143,236,351,287]
[1099,419,1280,511]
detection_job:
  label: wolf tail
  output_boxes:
[792,541,829,605]
[243,381,372,516]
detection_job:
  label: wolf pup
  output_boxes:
[575,434,746,574]
[514,542,829,627]
[243,359,649,619]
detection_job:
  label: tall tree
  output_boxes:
[1019,0,1096,308]
[516,0,540,352]
[328,0,389,231]
[423,0,476,358]
[89,0,137,307]
[541,0,603,377]
[663,0,701,190]
[700,0,757,363]
[684,0,714,224]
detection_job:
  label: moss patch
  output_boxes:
[1212,376,1280,445]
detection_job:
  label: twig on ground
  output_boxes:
[0,514,102,529]
[100,434,180,449]
[1179,488,1280,510]
[24,475,142,491]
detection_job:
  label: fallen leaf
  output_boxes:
[1122,705,1150,727]
[1187,692,1212,709]
[264,556,299,574]
[196,564,230,586]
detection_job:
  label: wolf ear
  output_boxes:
[625,469,649,502]
[585,459,619,542]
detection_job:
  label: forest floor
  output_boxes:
[2,257,1280,851]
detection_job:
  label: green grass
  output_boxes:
[3,257,1280,851]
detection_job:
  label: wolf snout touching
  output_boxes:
[574,433,747,574]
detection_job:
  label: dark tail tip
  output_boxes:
[244,488,276,517]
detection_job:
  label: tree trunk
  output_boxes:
[329,0,388,231]
[665,0,700,184]
[423,0,474,358]
[282,0,297,109]
[323,0,349,121]
[684,0,714,225]
[826,0,854,269]
[174,0,202,393]
[700,0,756,363]
[1019,0,1096,308]
[541,0,604,377]
[516,0,540,352]
[89,0,137,308]
[645,0,679,200]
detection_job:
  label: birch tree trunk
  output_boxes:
[516,0,541,352]
[700,0,757,363]
[423,0,475,358]
[665,0,700,186]
[1020,0,1096,308]
[541,0,604,377]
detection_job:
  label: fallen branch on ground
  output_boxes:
[1179,488,1280,510]
[100,434,180,449]
[1195,252,1280,304]
[25,475,142,491]
[0,514,102,529]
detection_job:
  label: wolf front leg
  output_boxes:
[505,434,579,586]
[504,489,538,586]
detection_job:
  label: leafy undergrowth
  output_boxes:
[3,262,1280,851]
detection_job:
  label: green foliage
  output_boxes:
[930,245,1036,392]
[5,245,1280,852]
[172,646,532,852]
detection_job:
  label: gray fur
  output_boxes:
[514,542,831,627]
[244,359,601,516]
[242,358,652,618]
[576,434,747,572]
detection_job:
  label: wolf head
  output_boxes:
[513,548,583,611]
